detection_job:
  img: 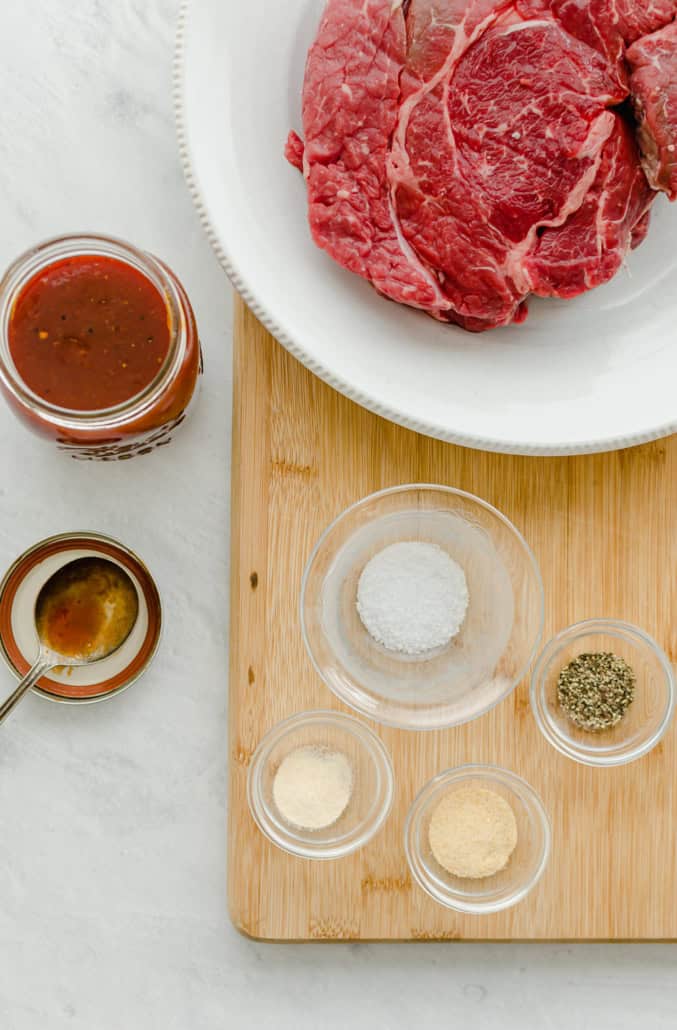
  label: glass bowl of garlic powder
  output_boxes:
[404,765,551,914]
[247,710,394,860]
[301,485,544,731]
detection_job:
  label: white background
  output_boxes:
[0,2,675,1027]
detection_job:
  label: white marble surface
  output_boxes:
[0,3,676,1027]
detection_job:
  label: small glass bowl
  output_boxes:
[301,485,544,731]
[404,765,551,914]
[530,619,675,767]
[247,710,394,860]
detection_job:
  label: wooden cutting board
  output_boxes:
[228,296,676,941]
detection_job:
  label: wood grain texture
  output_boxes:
[228,296,677,942]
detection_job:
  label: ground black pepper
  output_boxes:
[557,652,636,732]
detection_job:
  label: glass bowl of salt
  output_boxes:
[301,485,544,731]
[247,709,394,860]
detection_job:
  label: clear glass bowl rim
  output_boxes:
[530,617,676,768]
[404,763,552,914]
[246,708,395,861]
[300,483,545,731]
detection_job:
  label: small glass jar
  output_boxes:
[0,234,202,460]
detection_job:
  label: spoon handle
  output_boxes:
[0,657,54,725]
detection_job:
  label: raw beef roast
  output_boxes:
[627,20,677,200]
[516,0,677,82]
[287,0,675,331]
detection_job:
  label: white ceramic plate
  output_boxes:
[175,0,677,455]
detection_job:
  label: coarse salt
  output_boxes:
[356,541,469,656]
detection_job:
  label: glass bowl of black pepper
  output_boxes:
[530,619,675,767]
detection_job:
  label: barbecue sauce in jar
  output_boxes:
[9,256,171,412]
[0,235,201,459]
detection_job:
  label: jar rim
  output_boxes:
[0,233,186,429]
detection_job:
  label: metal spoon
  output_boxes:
[0,557,139,725]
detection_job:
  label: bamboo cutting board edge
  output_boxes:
[228,297,677,943]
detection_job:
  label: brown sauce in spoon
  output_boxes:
[35,558,139,661]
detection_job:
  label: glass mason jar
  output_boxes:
[0,234,202,461]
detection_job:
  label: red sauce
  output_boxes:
[8,255,171,411]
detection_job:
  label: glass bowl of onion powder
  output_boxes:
[404,765,551,914]
[247,710,394,860]
[531,619,675,767]
[301,485,544,731]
